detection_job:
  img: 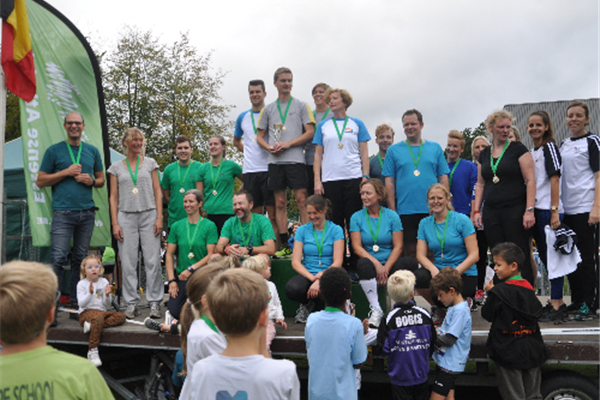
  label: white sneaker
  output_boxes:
[87,348,102,367]
[367,305,384,328]
[294,302,314,323]
[83,321,91,334]
[149,302,161,319]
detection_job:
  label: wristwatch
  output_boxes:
[187,266,194,273]
[246,245,254,255]
[91,178,96,187]
[551,206,559,211]
[526,207,534,213]
[168,278,177,285]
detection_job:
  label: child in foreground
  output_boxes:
[377,270,436,400]
[77,255,126,367]
[0,261,114,399]
[305,267,368,400]
[482,243,549,400]
[430,267,472,400]
[181,268,300,400]
[242,255,287,352]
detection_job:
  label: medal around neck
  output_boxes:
[493,175,500,184]
[179,188,185,193]
[212,189,218,196]
[373,244,380,252]
[414,170,420,176]
[188,252,195,259]
[132,188,139,194]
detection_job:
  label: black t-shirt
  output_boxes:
[479,141,528,209]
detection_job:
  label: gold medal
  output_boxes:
[338,143,344,149]
[253,137,257,142]
[441,253,444,261]
[132,188,139,194]
[282,126,286,132]
[414,170,420,176]
[188,252,194,259]
[179,188,185,193]
[373,244,379,252]
[493,175,500,184]
[212,190,217,196]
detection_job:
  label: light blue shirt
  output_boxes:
[417,211,477,276]
[295,221,345,275]
[349,207,403,263]
[382,140,449,215]
[433,301,472,372]
[306,310,368,400]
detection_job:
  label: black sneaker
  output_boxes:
[538,302,554,322]
[540,304,567,322]
[566,302,581,314]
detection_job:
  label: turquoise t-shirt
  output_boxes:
[220,213,276,247]
[39,141,104,210]
[162,161,203,227]
[433,300,472,372]
[295,221,345,274]
[416,211,477,275]
[349,207,403,263]
[168,217,219,274]
[197,159,242,215]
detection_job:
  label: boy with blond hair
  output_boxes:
[0,261,114,399]
[377,270,436,400]
[181,268,299,400]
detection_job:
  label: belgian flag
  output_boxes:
[1,0,36,102]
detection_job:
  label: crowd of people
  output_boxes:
[1,65,598,400]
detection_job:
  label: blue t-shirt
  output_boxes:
[295,221,345,274]
[416,211,477,275]
[349,207,403,263]
[306,310,368,400]
[39,141,104,210]
[448,159,478,215]
[382,140,449,215]
[433,300,472,372]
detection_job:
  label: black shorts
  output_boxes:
[268,163,308,191]
[400,213,428,244]
[243,172,274,206]
[392,381,429,400]
[432,367,460,396]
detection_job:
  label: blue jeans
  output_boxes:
[50,209,96,302]
[532,209,564,300]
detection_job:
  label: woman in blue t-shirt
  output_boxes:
[349,179,411,328]
[285,195,345,323]
[416,184,479,319]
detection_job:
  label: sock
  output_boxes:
[360,278,381,309]
[280,233,289,245]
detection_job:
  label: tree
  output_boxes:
[461,121,487,161]
[101,27,234,169]
[5,92,21,142]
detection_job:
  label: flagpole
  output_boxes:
[0,24,6,263]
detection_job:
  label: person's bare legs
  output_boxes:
[294,188,308,224]
[274,190,288,237]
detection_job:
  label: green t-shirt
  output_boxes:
[0,345,115,399]
[197,159,242,215]
[162,160,204,227]
[168,217,219,274]
[221,213,276,247]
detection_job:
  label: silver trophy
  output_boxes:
[272,124,283,143]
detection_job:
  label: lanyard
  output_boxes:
[126,156,140,186]
[178,161,194,187]
[200,314,219,334]
[406,140,423,171]
[312,220,328,262]
[325,306,343,313]
[276,98,292,125]
[238,215,254,247]
[377,153,384,169]
[435,212,451,260]
[490,141,510,180]
[186,217,203,258]
[210,161,224,190]
[365,207,382,245]
[250,109,264,134]
[65,141,83,165]
[448,158,461,188]
[333,117,349,144]
[313,107,331,126]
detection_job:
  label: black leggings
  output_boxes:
[285,274,325,309]
[475,229,489,290]
[356,256,418,281]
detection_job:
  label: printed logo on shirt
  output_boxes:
[217,390,248,400]
[395,313,423,328]
[405,330,417,340]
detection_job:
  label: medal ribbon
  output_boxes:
[186,217,203,260]
[238,215,254,247]
[200,314,220,334]
[65,141,83,165]
[250,109,264,134]
[210,161,224,192]
[490,140,510,177]
[178,161,194,187]
[377,153,384,169]
[276,97,293,125]
[435,212,451,260]
[405,140,424,171]
[312,220,328,261]
[313,107,331,126]
[365,207,382,247]
[333,117,349,144]
[324,306,343,313]
[126,156,140,186]
[448,158,461,188]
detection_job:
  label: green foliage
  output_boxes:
[460,121,488,161]
[101,27,235,169]
[5,92,21,142]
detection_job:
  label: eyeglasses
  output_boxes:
[85,265,101,270]
[65,121,83,125]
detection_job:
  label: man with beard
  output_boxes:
[216,190,276,257]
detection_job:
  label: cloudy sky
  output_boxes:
[47,0,599,155]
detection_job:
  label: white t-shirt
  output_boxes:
[531,142,563,212]
[234,109,270,173]
[185,318,227,378]
[313,116,370,182]
[560,133,600,214]
[180,354,300,400]
[267,280,284,321]
[77,278,112,313]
